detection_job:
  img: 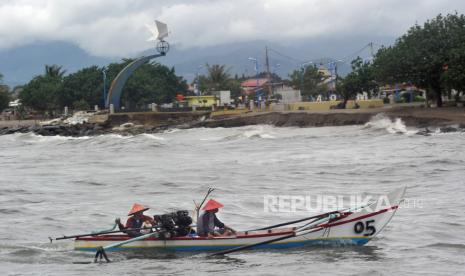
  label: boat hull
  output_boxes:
[76,236,371,252]
[75,187,405,253]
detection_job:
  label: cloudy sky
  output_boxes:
[1,0,464,58]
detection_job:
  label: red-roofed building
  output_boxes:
[241,78,269,88]
[241,78,270,95]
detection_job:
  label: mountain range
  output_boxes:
[0,35,395,88]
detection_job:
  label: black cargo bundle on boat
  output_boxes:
[155,210,193,237]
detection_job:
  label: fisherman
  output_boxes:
[116,203,156,237]
[197,199,236,237]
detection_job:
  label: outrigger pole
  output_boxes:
[211,215,337,256]
[246,199,378,232]
[247,210,342,232]
[49,226,158,243]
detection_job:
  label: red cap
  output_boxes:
[128,203,149,216]
[202,199,224,211]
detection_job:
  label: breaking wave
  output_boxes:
[242,128,276,139]
[225,126,276,140]
[363,114,417,135]
[15,132,92,142]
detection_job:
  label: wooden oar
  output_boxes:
[94,229,162,262]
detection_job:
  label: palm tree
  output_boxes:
[45,65,66,78]
[205,64,230,91]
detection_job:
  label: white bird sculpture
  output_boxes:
[146,20,169,42]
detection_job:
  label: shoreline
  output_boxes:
[1,106,464,136]
[195,106,465,129]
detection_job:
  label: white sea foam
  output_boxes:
[139,133,166,141]
[242,126,276,139]
[23,132,92,142]
[364,114,418,135]
[163,128,181,134]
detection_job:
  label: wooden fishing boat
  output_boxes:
[74,187,406,254]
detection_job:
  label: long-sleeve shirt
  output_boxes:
[118,215,155,237]
[197,212,225,236]
[125,215,155,229]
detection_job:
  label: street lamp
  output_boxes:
[248,57,259,88]
[328,59,344,91]
[195,65,203,96]
[102,68,107,108]
[272,63,281,75]
[248,57,261,104]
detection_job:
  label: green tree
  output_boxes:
[337,57,378,108]
[441,14,465,101]
[118,60,187,109]
[203,64,231,92]
[19,66,64,114]
[61,66,103,109]
[225,79,242,99]
[349,57,378,97]
[338,73,360,108]
[289,65,328,99]
[45,65,66,78]
[373,13,465,107]
[197,75,209,94]
[0,73,10,112]
[19,75,63,114]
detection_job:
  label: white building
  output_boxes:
[211,90,231,106]
[275,87,302,104]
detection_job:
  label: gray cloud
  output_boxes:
[0,0,464,57]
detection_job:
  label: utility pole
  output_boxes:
[334,62,338,90]
[265,46,272,100]
[102,68,107,109]
[369,42,374,58]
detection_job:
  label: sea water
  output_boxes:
[0,116,464,275]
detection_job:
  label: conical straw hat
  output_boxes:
[202,199,224,211]
[128,203,149,216]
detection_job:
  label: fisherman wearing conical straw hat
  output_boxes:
[197,199,236,237]
[116,203,156,237]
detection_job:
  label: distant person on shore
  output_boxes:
[116,203,156,237]
[197,199,236,237]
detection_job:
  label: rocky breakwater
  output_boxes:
[0,123,104,136]
[0,111,212,137]
[0,111,111,136]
